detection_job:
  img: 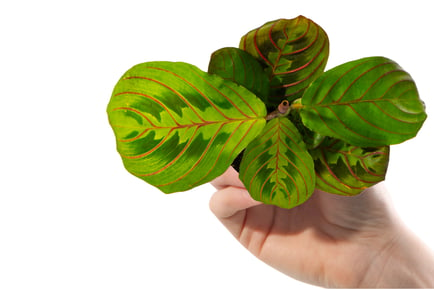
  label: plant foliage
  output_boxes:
[239,117,315,208]
[240,16,329,106]
[107,16,427,209]
[107,62,266,193]
[300,57,426,147]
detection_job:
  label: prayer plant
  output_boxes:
[107,16,427,209]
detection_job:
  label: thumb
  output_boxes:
[209,185,262,219]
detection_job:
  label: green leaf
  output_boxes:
[239,117,315,209]
[208,47,270,104]
[239,15,329,106]
[107,61,267,193]
[310,138,389,195]
[300,57,427,147]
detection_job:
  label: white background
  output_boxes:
[1,0,433,289]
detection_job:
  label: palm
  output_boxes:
[210,168,399,288]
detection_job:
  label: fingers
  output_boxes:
[211,167,245,190]
[209,186,262,219]
[210,167,261,218]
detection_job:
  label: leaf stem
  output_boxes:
[290,102,304,110]
[290,98,304,110]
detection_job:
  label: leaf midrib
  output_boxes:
[111,114,264,131]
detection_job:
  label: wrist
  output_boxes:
[360,225,434,288]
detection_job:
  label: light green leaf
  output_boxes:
[239,15,329,105]
[310,138,389,195]
[300,57,427,147]
[239,117,315,209]
[107,61,267,193]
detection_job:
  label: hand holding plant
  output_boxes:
[107,15,426,209]
[210,167,434,288]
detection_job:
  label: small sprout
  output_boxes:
[278,100,290,114]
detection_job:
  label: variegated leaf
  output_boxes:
[239,117,315,209]
[310,138,389,195]
[239,15,329,106]
[107,61,267,193]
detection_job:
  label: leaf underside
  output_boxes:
[240,15,329,107]
[300,57,427,147]
[107,61,267,193]
[310,137,390,195]
[239,117,315,209]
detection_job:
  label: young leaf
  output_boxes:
[239,117,315,209]
[300,57,427,147]
[107,61,267,193]
[208,47,270,104]
[239,15,329,106]
[310,138,389,195]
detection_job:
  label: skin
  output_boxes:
[210,167,434,288]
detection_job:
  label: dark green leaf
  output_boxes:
[208,47,270,104]
[239,15,329,106]
[300,57,427,147]
[107,61,267,193]
[289,107,325,150]
[239,117,315,209]
[310,138,389,195]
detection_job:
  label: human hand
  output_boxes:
[210,167,434,288]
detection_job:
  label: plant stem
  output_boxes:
[266,99,305,121]
[266,100,290,120]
